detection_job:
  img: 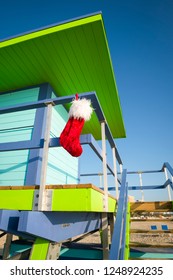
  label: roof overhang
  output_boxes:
[0,13,126,139]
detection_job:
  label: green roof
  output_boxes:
[0,13,126,139]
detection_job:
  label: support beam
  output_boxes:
[101,213,109,260]
[2,234,13,259]
[0,210,35,240]
[30,238,61,260]
[139,173,144,202]
[124,202,130,260]
[25,83,52,185]
[30,238,49,260]
[37,103,53,211]
[47,242,62,260]
[109,213,115,242]
[18,211,102,242]
[101,121,108,211]
[112,147,119,199]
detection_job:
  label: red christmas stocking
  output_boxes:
[60,94,93,157]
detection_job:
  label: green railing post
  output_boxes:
[124,202,130,260]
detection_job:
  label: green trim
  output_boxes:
[124,202,130,260]
[0,190,34,210]
[0,187,116,212]
[51,188,116,212]
[1,14,101,48]
[108,196,117,212]
[29,238,49,260]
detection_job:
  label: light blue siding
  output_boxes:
[0,87,39,185]
[0,87,79,186]
[46,93,79,185]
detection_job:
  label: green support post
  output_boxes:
[124,202,130,260]
[29,238,50,260]
[30,238,61,260]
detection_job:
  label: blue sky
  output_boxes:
[1,0,173,201]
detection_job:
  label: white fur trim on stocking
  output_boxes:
[69,98,93,121]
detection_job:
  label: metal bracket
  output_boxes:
[46,242,62,260]
[33,189,53,211]
[32,189,39,211]
[44,101,55,107]
[43,189,53,211]
[103,196,107,211]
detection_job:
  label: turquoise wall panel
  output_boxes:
[0,127,33,143]
[46,93,79,185]
[0,88,38,107]
[0,150,28,185]
[0,87,79,186]
[0,87,39,185]
[0,111,35,130]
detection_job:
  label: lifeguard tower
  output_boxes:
[0,13,173,260]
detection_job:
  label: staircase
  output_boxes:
[109,163,173,260]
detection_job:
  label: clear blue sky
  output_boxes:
[1,0,173,201]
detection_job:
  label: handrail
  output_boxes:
[119,163,173,177]
[125,169,162,175]
[0,91,123,165]
[80,173,121,185]
[162,162,173,177]
[162,163,173,201]
[126,162,173,201]
[109,169,128,259]
[164,179,173,188]
[128,179,172,190]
